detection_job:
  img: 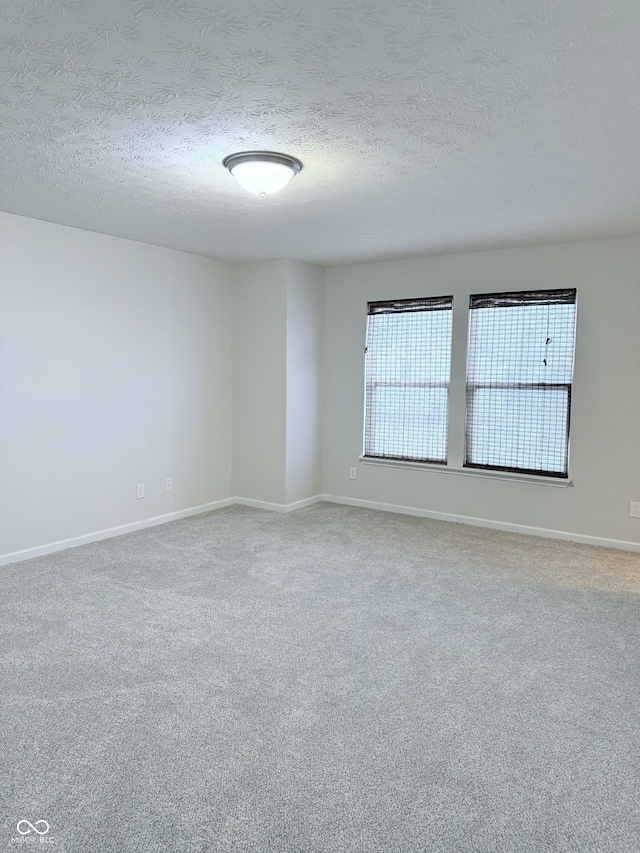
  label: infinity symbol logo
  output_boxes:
[17,820,50,836]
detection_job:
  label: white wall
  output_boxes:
[285,260,324,505]
[322,236,640,547]
[4,212,640,558]
[231,259,324,508]
[0,212,234,560]
[232,260,288,505]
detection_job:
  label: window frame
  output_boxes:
[360,287,578,484]
[363,295,454,465]
[463,288,577,479]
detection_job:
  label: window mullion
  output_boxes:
[446,292,469,469]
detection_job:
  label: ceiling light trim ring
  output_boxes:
[222,151,302,175]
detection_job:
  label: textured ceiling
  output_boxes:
[1,0,639,265]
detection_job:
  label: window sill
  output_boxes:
[359,456,573,487]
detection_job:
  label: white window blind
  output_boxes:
[465,289,577,477]
[364,296,453,463]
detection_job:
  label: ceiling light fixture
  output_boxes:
[223,151,302,197]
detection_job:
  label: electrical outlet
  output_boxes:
[349,467,357,480]
[629,501,640,518]
[165,478,172,492]
[136,483,145,500]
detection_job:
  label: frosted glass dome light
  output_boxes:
[223,151,302,197]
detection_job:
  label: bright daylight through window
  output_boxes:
[363,288,578,480]
[364,296,453,464]
[465,289,577,478]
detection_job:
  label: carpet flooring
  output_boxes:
[1,503,639,852]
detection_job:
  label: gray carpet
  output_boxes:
[1,503,639,852]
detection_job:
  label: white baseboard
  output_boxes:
[0,499,235,567]
[233,495,323,513]
[0,495,325,566]
[320,494,640,553]
[4,491,639,565]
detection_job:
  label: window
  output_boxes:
[364,296,453,463]
[465,289,577,477]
